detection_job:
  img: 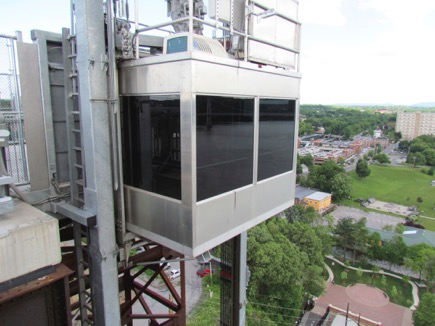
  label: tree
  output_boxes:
[338,157,346,167]
[368,149,375,158]
[422,148,435,166]
[300,154,314,168]
[407,152,426,167]
[381,235,408,269]
[394,131,402,142]
[247,221,306,322]
[356,267,363,278]
[422,250,435,292]
[413,293,435,326]
[296,159,303,174]
[247,217,328,323]
[405,244,435,280]
[285,205,319,225]
[417,197,423,207]
[390,286,398,298]
[352,218,369,261]
[367,232,382,259]
[330,173,353,201]
[307,160,345,194]
[394,223,405,234]
[374,153,391,164]
[355,158,371,179]
[334,218,356,261]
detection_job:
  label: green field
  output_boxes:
[345,165,435,220]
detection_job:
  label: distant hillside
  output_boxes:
[411,102,435,108]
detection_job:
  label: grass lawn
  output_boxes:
[347,165,435,219]
[187,275,220,326]
[325,258,413,307]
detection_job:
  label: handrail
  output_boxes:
[132,0,300,70]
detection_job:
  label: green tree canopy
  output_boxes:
[407,152,426,167]
[247,220,306,322]
[334,218,356,261]
[330,173,353,200]
[307,160,352,200]
[374,153,391,164]
[413,293,435,326]
[355,158,371,179]
[247,217,328,323]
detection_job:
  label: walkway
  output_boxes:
[314,283,413,326]
[326,255,419,310]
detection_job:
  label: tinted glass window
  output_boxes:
[258,99,295,181]
[121,96,181,199]
[196,96,254,201]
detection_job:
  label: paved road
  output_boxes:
[331,205,404,229]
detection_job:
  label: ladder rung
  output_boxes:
[70,73,78,78]
[72,111,80,115]
[70,92,79,97]
[73,146,82,151]
[75,197,85,204]
[72,129,81,133]
[68,54,77,58]
[74,163,83,169]
[76,179,84,186]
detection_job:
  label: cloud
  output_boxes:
[299,0,346,26]
[358,0,435,23]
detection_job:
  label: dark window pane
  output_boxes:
[121,96,181,199]
[258,99,295,181]
[196,96,254,201]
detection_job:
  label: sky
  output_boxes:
[1,0,435,105]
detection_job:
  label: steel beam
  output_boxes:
[75,0,121,324]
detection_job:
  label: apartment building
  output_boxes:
[396,111,435,140]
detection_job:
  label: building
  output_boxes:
[374,129,382,138]
[295,186,333,214]
[396,111,435,140]
[367,226,435,247]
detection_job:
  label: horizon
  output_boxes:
[1,1,435,105]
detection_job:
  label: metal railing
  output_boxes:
[0,34,29,184]
[131,0,301,71]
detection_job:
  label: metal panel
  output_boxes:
[248,0,299,68]
[16,42,50,191]
[30,30,71,188]
[120,52,301,97]
[194,172,294,255]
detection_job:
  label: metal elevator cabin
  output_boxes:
[0,0,301,325]
[119,0,301,257]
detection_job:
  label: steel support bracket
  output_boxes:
[53,201,97,227]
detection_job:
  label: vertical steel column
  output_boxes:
[238,232,247,326]
[75,0,121,325]
[220,233,248,326]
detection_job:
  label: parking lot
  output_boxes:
[331,205,405,229]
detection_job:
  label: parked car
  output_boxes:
[196,269,211,277]
[169,269,180,280]
[160,259,171,270]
